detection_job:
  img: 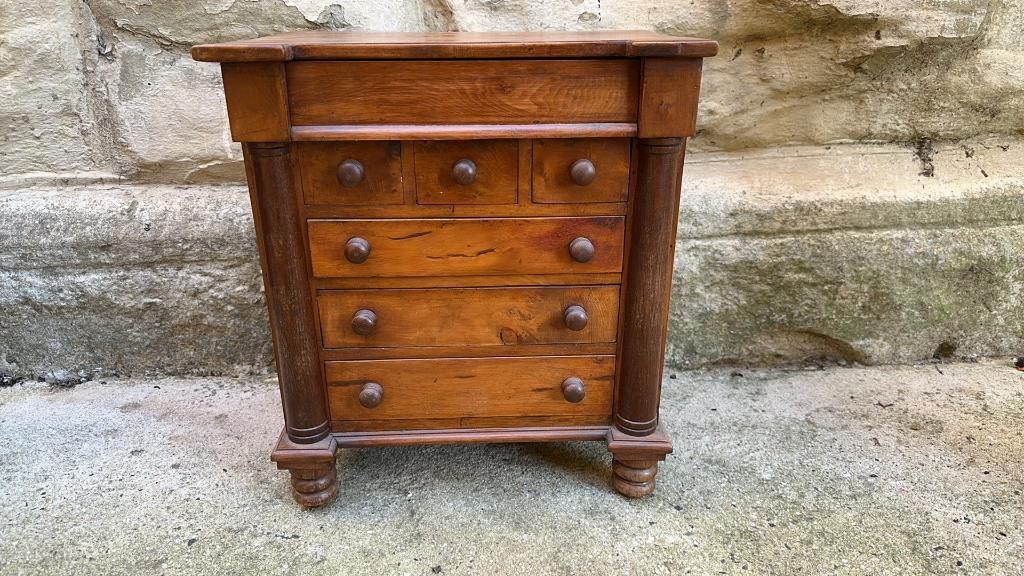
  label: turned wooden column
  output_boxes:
[243,142,329,444]
[615,138,686,436]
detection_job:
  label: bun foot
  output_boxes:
[606,423,672,498]
[612,458,658,497]
[271,430,339,508]
[289,464,338,508]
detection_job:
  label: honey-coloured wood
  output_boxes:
[290,123,638,141]
[318,285,619,349]
[326,355,615,425]
[638,58,705,138]
[414,140,518,205]
[220,63,289,142]
[296,141,403,205]
[308,217,625,279]
[532,138,631,203]
[287,60,639,126]
[196,30,716,507]
[332,423,611,444]
[192,31,720,62]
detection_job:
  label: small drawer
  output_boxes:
[532,138,630,203]
[307,217,624,278]
[326,356,614,424]
[297,141,403,205]
[414,140,518,204]
[319,285,619,349]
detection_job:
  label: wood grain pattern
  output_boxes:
[220,63,289,141]
[332,419,610,436]
[192,31,719,62]
[414,140,518,205]
[270,432,338,507]
[638,58,705,138]
[243,143,328,443]
[332,425,611,446]
[320,342,616,361]
[296,141,403,205]
[615,139,686,436]
[307,217,625,278]
[291,123,638,141]
[607,423,673,497]
[286,60,639,126]
[532,138,631,204]
[318,285,619,348]
[326,355,615,423]
[197,31,716,505]
[301,202,628,219]
[311,273,621,290]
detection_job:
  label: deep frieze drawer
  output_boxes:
[319,285,620,349]
[307,217,625,278]
[326,355,615,423]
[286,59,640,126]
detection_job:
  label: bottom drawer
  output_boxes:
[326,356,614,428]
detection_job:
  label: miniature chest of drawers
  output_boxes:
[192,31,717,507]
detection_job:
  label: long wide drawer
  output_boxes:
[319,285,619,349]
[307,217,625,278]
[287,59,639,126]
[326,356,614,423]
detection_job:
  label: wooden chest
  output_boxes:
[192,31,717,507]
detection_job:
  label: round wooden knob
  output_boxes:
[336,159,365,187]
[452,159,477,185]
[570,159,597,186]
[351,309,377,336]
[345,237,370,264]
[561,377,585,403]
[358,382,383,408]
[569,237,595,263]
[563,305,589,331]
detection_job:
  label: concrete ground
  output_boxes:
[1,362,1021,575]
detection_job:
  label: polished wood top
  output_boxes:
[192,31,718,62]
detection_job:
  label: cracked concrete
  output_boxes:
[1,361,1021,574]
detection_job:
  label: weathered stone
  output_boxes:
[2,1,1023,375]
[0,185,270,377]
[2,139,1023,376]
[669,139,1024,367]
[0,1,105,177]
[4,0,1024,182]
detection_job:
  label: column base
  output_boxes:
[607,423,673,498]
[270,430,338,508]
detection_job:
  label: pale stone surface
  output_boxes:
[1,363,1022,574]
[0,185,271,377]
[2,0,1023,181]
[0,1,101,176]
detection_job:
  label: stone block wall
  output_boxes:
[2,0,1022,377]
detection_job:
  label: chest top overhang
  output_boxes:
[191,30,719,63]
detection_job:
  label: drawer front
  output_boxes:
[297,141,403,205]
[414,140,518,205]
[326,356,614,422]
[532,138,631,204]
[287,60,639,125]
[319,285,619,349]
[308,217,624,278]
